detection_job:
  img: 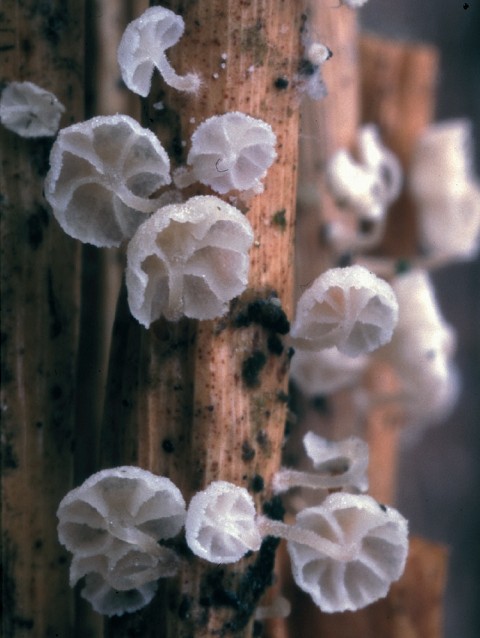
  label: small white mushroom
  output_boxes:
[341,0,370,7]
[117,6,201,97]
[258,493,408,613]
[126,195,254,325]
[326,125,402,223]
[290,265,399,357]
[80,571,158,617]
[185,481,262,564]
[410,120,480,261]
[44,114,171,247]
[0,81,65,138]
[254,595,291,620]
[290,346,368,396]
[57,466,186,613]
[273,433,369,494]
[379,269,459,426]
[178,112,277,195]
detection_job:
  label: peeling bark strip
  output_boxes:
[0,2,83,637]
[102,1,305,636]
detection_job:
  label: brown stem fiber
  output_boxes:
[101,1,306,636]
[0,2,84,637]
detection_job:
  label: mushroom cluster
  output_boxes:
[57,467,186,616]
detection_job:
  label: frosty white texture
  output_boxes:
[286,493,408,612]
[0,81,65,137]
[45,115,171,247]
[118,6,200,96]
[273,433,369,494]
[303,432,369,492]
[80,572,158,617]
[291,265,398,357]
[341,0,370,7]
[186,112,277,194]
[289,346,368,396]
[326,125,402,223]
[410,120,480,260]
[126,195,254,325]
[185,481,262,564]
[57,467,186,614]
[383,269,459,426]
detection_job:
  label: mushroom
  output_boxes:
[80,572,158,617]
[126,195,254,325]
[326,124,402,225]
[378,269,459,427]
[273,433,369,495]
[174,112,277,195]
[117,6,201,97]
[57,467,186,613]
[260,493,408,613]
[289,346,368,397]
[44,114,171,247]
[290,265,399,357]
[0,81,65,138]
[410,119,480,261]
[185,481,262,564]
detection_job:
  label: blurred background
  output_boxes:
[361,2,480,636]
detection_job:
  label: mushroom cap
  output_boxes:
[45,114,171,247]
[57,466,186,558]
[380,269,459,425]
[291,265,399,357]
[0,81,65,138]
[290,346,368,396]
[185,481,262,564]
[118,6,200,96]
[187,112,277,194]
[126,195,254,325]
[410,120,480,260]
[287,493,408,613]
[80,571,158,617]
[303,432,369,493]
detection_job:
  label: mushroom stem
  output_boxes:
[256,516,355,562]
[157,54,201,93]
[107,522,164,558]
[273,467,354,493]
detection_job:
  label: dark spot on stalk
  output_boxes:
[242,351,267,388]
[298,58,318,76]
[50,384,63,400]
[2,441,18,469]
[271,208,287,230]
[241,440,255,462]
[235,296,289,335]
[274,76,289,90]
[267,333,284,355]
[251,474,264,492]
[162,439,175,453]
[276,390,289,403]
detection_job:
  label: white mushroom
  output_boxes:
[258,493,408,613]
[177,112,277,195]
[80,572,158,617]
[289,346,368,396]
[273,433,369,495]
[341,0,370,7]
[290,265,399,357]
[379,269,459,426]
[410,120,480,261]
[185,481,262,564]
[126,195,254,325]
[45,114,171,247]
[0,81,65,138]
[326,125,402,224]
[57,466,186,612]
[117,6,201,97]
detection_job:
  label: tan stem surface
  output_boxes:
[102,1,305,636]
[0,2,83,637]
